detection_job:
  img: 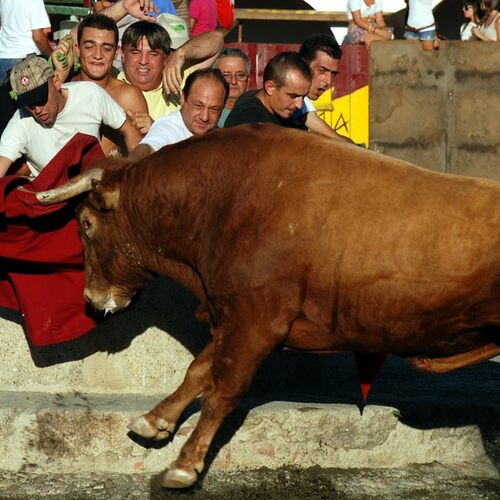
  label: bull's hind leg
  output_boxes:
[408,342,500,374]
[128,341,215,441]
[162,323,285,488]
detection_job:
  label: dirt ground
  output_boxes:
[1,463,499,500]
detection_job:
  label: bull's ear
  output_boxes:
[91,179,120,211]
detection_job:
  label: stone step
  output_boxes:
[0,391,498,479]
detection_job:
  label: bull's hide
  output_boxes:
[0,133,103,346]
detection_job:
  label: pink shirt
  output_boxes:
[189,0,217,36]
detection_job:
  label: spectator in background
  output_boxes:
[461,0,482,40]
[189,0,218,37]
[130,67,228,160]
[472,0,500,41]
[216,0,235,32]
[0,0,52,84]
[213,47,250,127]
[404,0,439,50]
[173,0,191,33]
[225,51,311,129]
[95,0,176,16]
[346,0,392,45]
[298,33,353,143]
[118,21,223,128]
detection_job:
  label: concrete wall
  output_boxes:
[370,41,500,180]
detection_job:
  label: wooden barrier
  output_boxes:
[233,8,347,43]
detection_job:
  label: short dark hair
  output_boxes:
[214,47,251,75]
[263,51,312,88]
[183,67,230,104]
[122,20,171,54]
[299,33,342,64]
[77,13,119,46]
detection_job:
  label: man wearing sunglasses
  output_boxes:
[0,54,140,178]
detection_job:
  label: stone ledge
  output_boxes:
[0,392,497,479]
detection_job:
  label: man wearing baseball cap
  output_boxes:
[0,53,141,177]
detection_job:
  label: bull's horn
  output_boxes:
[35,168,103,205]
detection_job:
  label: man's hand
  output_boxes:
[162,49,186,96]
[126,110,154,135]
[101,0,158,22]
[50,35,74,82]
[121,0,158,20]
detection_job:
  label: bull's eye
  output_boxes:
[81,219,92,231]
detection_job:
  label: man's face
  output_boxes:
[25,77,62,128]
[122,36,168,91]
[76,27,117,81]
[265,68,310,119]
[308,50,340,100]
[215,56,249,109]
[181,76,226,136]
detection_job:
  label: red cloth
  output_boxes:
[216,0,234,29]
[0,133,104,346]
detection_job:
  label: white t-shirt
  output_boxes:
[407,0,435,30]
[0,0,51,58]
[294,96,316,119]
[140,109,192,151]
[460,22,477,41]
[346,0,383,21]
[0,81,126,176]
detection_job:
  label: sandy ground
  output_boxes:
[0,463,499,499]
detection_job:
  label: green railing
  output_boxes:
[44,0,92,17]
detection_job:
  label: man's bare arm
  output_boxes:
[32,28,52,56]
[118,117,144,155]
[163,31,224,95]
[101,0,158,22]
[50,34,74,83]
[0,156,13,178]
[128,143,154,162]
[305,112,354,144]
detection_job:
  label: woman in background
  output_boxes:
[461,0,482,40]
[346,0,392,45]
[472,0,500,41]
[404,0,439,50]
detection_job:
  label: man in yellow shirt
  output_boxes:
[118,20,223,132]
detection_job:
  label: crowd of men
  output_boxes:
[0,0,358,348]
[0,0,352,179]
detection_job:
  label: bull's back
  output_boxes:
[126,125,500,339]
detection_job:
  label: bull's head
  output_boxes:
[36,161,152,315]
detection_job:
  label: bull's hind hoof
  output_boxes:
[128,415,174,440]
[162,468,197,489]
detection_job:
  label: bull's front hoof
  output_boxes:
[128,415,174,440]
[162,468,197,489]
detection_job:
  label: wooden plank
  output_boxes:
[234,9,346,23]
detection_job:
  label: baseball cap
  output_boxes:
[10,54,54,108]
[156,13,189,50]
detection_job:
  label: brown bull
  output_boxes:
[37,123,500,488]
